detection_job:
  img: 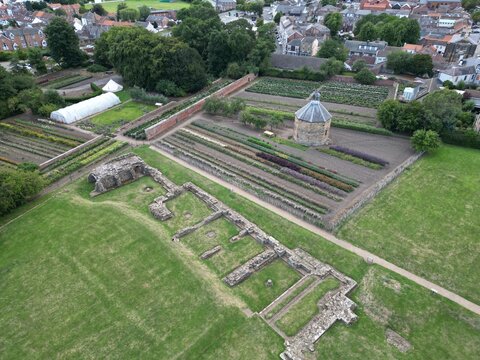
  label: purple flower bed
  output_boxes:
[280,167,347,197]
[329,145,389,166]
[256,152,302,172]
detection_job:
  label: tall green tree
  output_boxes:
[423,90,463,131]
[324,12,342,36]
[45,17,84,67]
[317,39,348,61]
[357,21,377,41]
[138,5,151,21]
[411,54,434,77]
[386,50,412,74]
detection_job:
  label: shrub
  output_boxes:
[354,68,376,85]
[87,64,108,73]
[411,130,441,152]
[0,167,45,216]
[155,80,186,97]
[203,97,246,117]
[241,110,267,129]
[130,87,168,105]
[226,62,245,79]
[38,103,59,117]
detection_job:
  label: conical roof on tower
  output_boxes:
[294,90,332,123]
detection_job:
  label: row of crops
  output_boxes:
[41,137,127,184]
[156,121,363,227]
[245,77,389,108]
[0,119,88,164]
[125,79,233,139]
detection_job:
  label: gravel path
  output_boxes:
[151,145,480,316]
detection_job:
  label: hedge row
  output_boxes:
[440,130,480,149]
[64,83,102,104]
[331,119,393,136]
[260,67,327,82]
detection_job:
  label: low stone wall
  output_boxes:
[326,152,423,231]
[145,74,256,140]
[39,135,104,171]
[119,100,178,134]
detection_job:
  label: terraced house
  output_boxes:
[0,26,46,51]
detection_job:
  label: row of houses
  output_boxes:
[0,1,179,53]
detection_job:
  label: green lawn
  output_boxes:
[276,277,340,336]
[233,260,302,312]
[338,145,480,304]
[1,146,479,359]
[87,0,190,13]
[0,174,283,359]
[132,146,480,359]
[88,101,155,134]
[182,219,264,277]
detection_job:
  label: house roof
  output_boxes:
[403,43,424,52]
[295,91,332,123]
[441,66,476,76]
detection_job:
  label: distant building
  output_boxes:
[359,0,390,11]
[425,0,462,10]
[0,27,46,51]
[215,0,236,13]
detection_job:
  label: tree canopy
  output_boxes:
[94,27,207,93]
[324,12,342,36]
[354,14,420,46]
[0,167,45,216]
[45,16,84,68]
[387,51,433,77]
[317,39,348,61]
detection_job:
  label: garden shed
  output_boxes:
[50,92,121,124]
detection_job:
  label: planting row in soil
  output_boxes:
[245,77,389,108]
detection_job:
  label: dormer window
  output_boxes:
[9,33,14,39]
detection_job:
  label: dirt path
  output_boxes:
[150,145,480,316]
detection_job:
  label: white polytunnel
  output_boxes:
[50,92,121,124]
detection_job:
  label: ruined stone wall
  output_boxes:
[145,74,257,140]
[326,152,424,230]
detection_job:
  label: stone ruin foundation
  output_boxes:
[88,154,358,359]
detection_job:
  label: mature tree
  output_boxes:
[354,68,376,85]
[472,11,480,23]
[317,39,348,61]
[321,0,337,5]
[411,54,433,77]
[357,21,376,41]
[0,167,45,216]
[274,11,283,24]
[95,27,207,93]
[243,0,264,17]
[91,4,107,16]
[352,59,367,72]
[354,14,420,46]
[320,58,344,76]
[396,100,424,133]
[138,5,151,21]
[411,130,441,152]
[386,50,412,74]
[28,48,47,74]
[173,1,222,58]
[248,22,276,68]
[324,12,342,36]
[462,0,478,11]
[207,30,231,75]
[45,17,84,67]
[377,99,403,130]
[116,3,128,20]
[423,89,463,131]
[119,8,139,22]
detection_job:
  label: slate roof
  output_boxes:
[295,91,332,123]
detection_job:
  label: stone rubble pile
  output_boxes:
[201,245,222,260]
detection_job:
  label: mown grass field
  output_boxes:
[88,0,190,13]
[0,145,479,359]
[338,145,480,304]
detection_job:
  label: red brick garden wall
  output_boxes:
[145,74,256,140]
